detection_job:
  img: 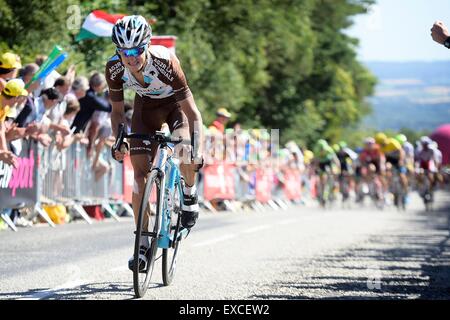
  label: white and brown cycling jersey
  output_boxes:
[104,45,192,157]
[105,45,191,104]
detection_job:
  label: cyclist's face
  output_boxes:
[120,51,146,72]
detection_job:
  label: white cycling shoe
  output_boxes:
[128,245,149,272]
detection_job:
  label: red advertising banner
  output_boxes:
[123,155,134,204]
[282,169,302,200]
[255,168,273,203]
[203,163,235,201]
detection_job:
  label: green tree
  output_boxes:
[0,0,377,147]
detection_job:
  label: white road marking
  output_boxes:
[240,225,271,234]
[17,279,87,300]
[192,234,237,247]
[276,218,297,225]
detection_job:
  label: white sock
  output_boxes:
[183,184,197,195]
[140,237,149,249]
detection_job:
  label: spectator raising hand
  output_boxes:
[431,20,450,46]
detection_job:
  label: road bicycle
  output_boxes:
[113,123,191,298]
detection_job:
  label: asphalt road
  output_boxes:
[1,191,449,300]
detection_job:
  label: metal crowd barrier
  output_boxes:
[36,140,130,225]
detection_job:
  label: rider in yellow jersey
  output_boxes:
[375,132,408,197]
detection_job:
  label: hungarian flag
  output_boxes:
[75,10,125,42]
[75,10,177,53]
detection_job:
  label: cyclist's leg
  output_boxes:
[127,102,161,270]
[130,154,152,226]
[166,103,200,228]
[130,96,169,229]
[173,94,204,182]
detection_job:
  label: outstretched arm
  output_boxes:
[431,21,450,45]
[179,95,204,162]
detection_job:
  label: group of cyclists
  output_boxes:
[309,133,444,210]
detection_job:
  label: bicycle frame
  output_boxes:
[150,144,189,249]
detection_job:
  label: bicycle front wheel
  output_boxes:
[162,179,183,286]
[133,169,162,298]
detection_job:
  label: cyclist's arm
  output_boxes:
[379,153,386,172]
[170,52,204,159]
[179,97,203,157]
[398,148,405,166]
[345,148,358,161]
[332,153,341,173]
[105,59,126,138]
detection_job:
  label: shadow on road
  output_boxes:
[1,280,165,300]
[249,195,450,300]
[0,282,135,300]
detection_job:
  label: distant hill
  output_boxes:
[362,61,450,131]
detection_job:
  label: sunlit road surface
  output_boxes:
[1,191,449,300]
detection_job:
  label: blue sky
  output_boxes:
[346,0,450,62]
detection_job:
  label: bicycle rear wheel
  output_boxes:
[133,169,162,298]
[162,179,183,286]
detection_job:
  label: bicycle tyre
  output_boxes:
[133,169,162,298]
[162,179,183,286]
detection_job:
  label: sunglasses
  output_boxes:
[117,45,147,58]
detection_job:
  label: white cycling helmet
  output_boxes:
[112,15,152,49]
[364,137,375,145]
[430,141,439,149]
[419,136,432,145]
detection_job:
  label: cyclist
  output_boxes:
[357,137,385,203]
[334,141,358,202]
[375,132,408,199]
[415,136,440,194]
[105,15,204,271]
[312,139,340,206]
[430,140,444,187]
[395,134,415,174]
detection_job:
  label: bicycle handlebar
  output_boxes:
[111,123,191,162]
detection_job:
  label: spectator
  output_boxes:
[209,107,231,134]
[49,76,73,131]
[34,55,46,66]
[18,63,39,85]
[285,140,305,171]
[56,98,86,150]
[15,87,61,126]
[67,76,89,101]
[71,72,111,134]
[0,52,22,92]
[54,76,72,97]
[60,97,80,129]
[0,79,27,167]
[18,63,41,97]
[13,87,62,147]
